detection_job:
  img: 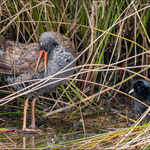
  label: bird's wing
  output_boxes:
[0,38,42,75]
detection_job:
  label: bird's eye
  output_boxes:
[137,86,140,90]
[52,42,58,48]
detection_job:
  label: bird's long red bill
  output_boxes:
[35,50,47,74]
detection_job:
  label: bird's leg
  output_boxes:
[146,114,150,123]
[30,97,36,129]
[137,113,143,126]
[22,98,29,130]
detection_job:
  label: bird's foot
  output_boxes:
[22,128,42,133]
[29,124,36,129]
[22,126,42,132]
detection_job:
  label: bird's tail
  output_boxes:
[0,38,18,74]
[0,54,14,74]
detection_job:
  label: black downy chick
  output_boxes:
[129,79,150,122]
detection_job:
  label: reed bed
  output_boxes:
[0,0,150,149]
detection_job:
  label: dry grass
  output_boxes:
[0,0,150,149]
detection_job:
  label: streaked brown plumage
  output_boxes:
[0,32,76,130]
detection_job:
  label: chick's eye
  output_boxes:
[137,85,140,90]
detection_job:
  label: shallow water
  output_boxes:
[0,100,134,149]
[0,128,107,149]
